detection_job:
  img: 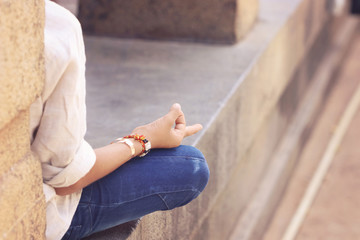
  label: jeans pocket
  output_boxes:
[61,225,82,240]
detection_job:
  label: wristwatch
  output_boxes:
[139,138,151,157]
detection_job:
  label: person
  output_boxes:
[30,1,210,239]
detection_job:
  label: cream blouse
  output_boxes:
[30,1,96,239]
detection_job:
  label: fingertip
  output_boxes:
[171,103,181,110]
[192,124,202,132]
[195,124,203,133]
[185,123,203,137]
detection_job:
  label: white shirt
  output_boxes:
[30,1,96,239]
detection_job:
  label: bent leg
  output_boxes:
[67,145,209,239]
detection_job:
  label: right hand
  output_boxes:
[131,103,203,149]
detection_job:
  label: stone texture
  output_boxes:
[5,201,46,240]
[0,0,44,129]
[0,153,46,239]
[0,0,45,239]
[0,111,30,177]
[78,0,258,43]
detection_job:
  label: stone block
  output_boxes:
[0,111,30,177]
[0,153,46,238]
[236,0,259,40]
[5,201,46,240]
[0,0,44,129]
[78,0,258,43]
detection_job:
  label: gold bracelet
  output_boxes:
[111,138,136,158]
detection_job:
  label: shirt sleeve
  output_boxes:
[31,1,96,188]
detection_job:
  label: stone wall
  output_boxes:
[77,0,258,43]
[0,0,45,239]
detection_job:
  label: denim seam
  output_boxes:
[156,193,170,210]
[86,189,200,207]
[88,205,94,233]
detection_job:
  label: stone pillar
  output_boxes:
[78,0,258,44]
[0,0,46,239]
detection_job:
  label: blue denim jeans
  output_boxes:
[61,145,210,240]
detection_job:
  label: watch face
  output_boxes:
[145,141,151,150]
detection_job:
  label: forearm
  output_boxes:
[55,103,202,196]
[55,139,142,196]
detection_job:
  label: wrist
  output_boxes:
[124,134,152,156]
[111,138,143,158]
[129,138,143,156]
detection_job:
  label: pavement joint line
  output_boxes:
[282,50,360,240]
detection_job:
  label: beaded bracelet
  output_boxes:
[123,134,151,157]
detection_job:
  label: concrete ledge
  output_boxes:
[263,22,360,240]
[83,0,350,239]
[230,17,359,240]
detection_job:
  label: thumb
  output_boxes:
[170,103,181,112]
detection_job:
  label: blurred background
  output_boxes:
[52,0,360,240]
[0,0,357,239]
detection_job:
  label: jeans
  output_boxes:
[61,145,210,240]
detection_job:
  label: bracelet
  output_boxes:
[111,138,136,158]
[123,134,151,157]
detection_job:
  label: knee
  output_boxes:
[155,146,210,210]
[164,148,209,209]
[177,145,206,161]
[178,145,210,194]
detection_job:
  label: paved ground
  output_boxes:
[296,34,360,238]
[264,29,360,240]
[297,94,360,239]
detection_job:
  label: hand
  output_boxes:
[131,103,203,149]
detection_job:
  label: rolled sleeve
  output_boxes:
[43,140,96,188]
[31,1,95,189]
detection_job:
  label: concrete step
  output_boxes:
[229,17,359,240]
[297,94,360,238]
[81,0,356,239]
[264,29,360,240]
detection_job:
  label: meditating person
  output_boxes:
[30,1,210,239]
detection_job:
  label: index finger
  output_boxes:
[185,124,203,137]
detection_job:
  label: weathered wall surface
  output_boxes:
[77,0,258,43]
[0,0,45,239]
